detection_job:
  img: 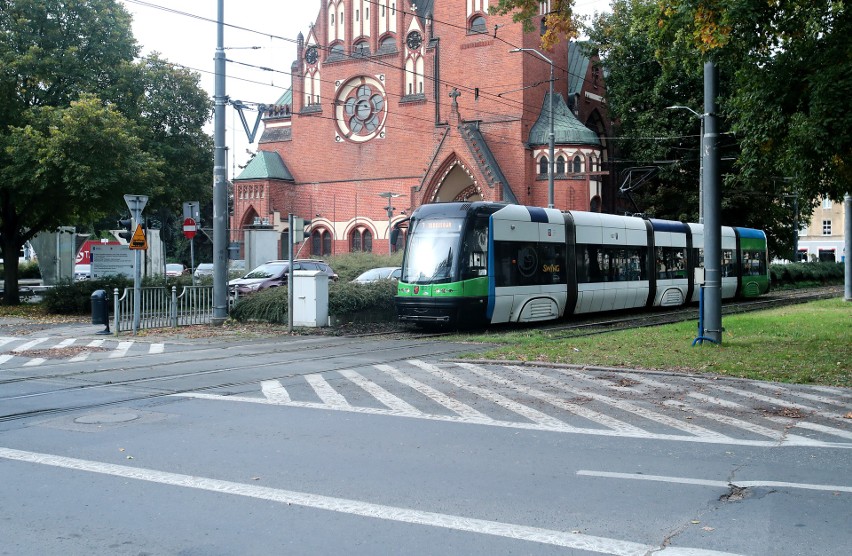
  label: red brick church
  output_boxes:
[231,0,612,256]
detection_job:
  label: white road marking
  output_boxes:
[577,469,852,493]
[0,446,744,556]
[305,374,351,408]
[710,384,845,422]
[51,338,76,349]
[109,341,134,358]
[470,364,649,435]
[409,360,572,428]
[0,354,15,366]
[523,366,730,439]
[338,369,420,413]
[11,337,49,352]
[87,339,105,348]
[0,337,16,348]
[753,381,851,408]
[148,343,165,354]
[261,380,291,403]
[23,358,46,367]
[374,364,490,421]
[68,351,91,362]
[763,417,852,441]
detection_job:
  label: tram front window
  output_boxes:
[402,218,463,284]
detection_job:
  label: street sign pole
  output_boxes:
[183,217,197,284]
[124,195,148,335]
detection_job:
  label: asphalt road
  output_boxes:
[1,322,850,555]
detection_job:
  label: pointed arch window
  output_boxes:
[556,156,566,175]
[572,155,583,174]
[470,15,487,34]
[311,229,332,256]
[538,156,548,176]
[351,228,373,252]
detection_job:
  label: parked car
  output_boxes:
[193,263,214,279]
[165,263,186,277]
[74,264,91,281]
[228,259,337,297]
[352,266,401,283]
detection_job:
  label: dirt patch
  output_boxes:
[19,346,110,359]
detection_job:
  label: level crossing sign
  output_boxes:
[183,217,197,239]
[129,224,148,250]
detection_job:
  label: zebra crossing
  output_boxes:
[0,335,165,368]
[175,359,852,449]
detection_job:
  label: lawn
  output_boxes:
[455,298,852,387]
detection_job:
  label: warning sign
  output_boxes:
[129,224,148,250]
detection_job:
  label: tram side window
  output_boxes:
[460,216,489,279]
[741,250,766,276]
[494,241,566,287]
[721,249,735,277]
[576,245,647,283]
[655,246,687,279]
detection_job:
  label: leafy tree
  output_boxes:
[489,0,581,49]
[0,0,212,303]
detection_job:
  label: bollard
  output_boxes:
[90,289,111,335]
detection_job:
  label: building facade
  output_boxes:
[797,197,848,262]
[231,0,612,256]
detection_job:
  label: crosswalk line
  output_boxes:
[0,337,17,348]
[0,354,15,366]
[408,360,569,428]
[23,358,46,367]
[338,369,420,413]
[149,343,165,354]
[709,383,844,421]
[51,339,77,349]
[11,337,49,352]
[529,366,731,439]
[261,380,291,403]
[374,364,490,421]
[305,374,351,408]
[109,341,134,358]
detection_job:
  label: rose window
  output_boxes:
[334,76,387,142]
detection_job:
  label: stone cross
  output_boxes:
[449,88,461,108]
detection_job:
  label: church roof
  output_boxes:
[274,88,292,107]
[411,0,435,25]
[234,150,294,181]
[528,92,601,147]
[568,42,590,99]
[460,122,519,204]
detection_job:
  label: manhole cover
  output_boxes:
[74,411,140,425]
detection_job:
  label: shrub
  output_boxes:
[42,276,133,314]
[326,252,403,282]
[18,261,42,279]
[769,262,844,288]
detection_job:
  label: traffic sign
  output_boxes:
[129,224,148,250]
[183,217,197,239]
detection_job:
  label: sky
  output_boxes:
[121,0,612,177]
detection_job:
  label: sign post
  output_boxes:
[184,217,197,282]
[124,194,148,334]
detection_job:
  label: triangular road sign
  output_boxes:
[129,224,148,250]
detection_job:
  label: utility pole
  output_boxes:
[702,61,722,344]
[212,0,228,324]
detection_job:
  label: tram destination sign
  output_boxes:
[91,244,134,279]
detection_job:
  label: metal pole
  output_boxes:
[845,193,851,301]
[699,117,704,224]
[212,0,228,324]
[702,61,722,344]
[548,60,555,209]
[132,212,141,334]
[792,193,799,262]
[387,207,393,254]
[288,213,294,332]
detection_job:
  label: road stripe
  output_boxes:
[577,469,852,493]
[305,374,351,408]
[762,417,852,441]
[475,364,649,435]
[11,337,49,352]
[753,381,851,408]
[0,354,14,366]
[522,367,730,439]
[52,338,76,349]
[149,343,165,354]
[710,384,842,421]
[23,358,46,367]
[261,380,291,403]
[87,339,105,348]
[409,360,569,428]
[0,446,744,556]
[68,351,91,362]
[338,369,421,413]
[374,364,490,421]
[109,341,134,358]
[0,337,16,348]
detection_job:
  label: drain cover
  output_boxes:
[74,411,140,425]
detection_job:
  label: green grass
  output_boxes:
[454,298,852,387]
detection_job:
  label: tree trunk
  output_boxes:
[2,236,21,305]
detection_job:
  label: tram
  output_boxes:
[395,202,769,326]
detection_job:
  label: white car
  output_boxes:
[352,267,401,283]
[193,263,214,279]
[74,264,91,281]
[165,263,185,277]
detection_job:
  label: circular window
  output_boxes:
[335,76,387,142]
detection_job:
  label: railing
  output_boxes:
[112,285,216,334]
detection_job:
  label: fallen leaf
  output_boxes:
[691,520,700,524]
[844,412,852,419]
[702,526,715,532]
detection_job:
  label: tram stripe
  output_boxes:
[0,446,745,556]
[533,367,730,439]
[261,380,291,404]
[305,374,351,408]
[374,364,490,421]
[408,360,570,429]
[12,337,49,352]
[109,341,134,358]
[338,369,420,413]
[456,363,648,435]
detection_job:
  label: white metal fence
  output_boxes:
[112,285,218,333]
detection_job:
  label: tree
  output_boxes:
[489,0,581,49]
[0,0,212,303]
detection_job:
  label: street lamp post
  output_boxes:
[378,192,403,254]
[511,48,554,208]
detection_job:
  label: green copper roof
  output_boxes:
[234,150,294,181]
[528,92,601,147]
[568,42,590,98]
[274,88,292,106]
